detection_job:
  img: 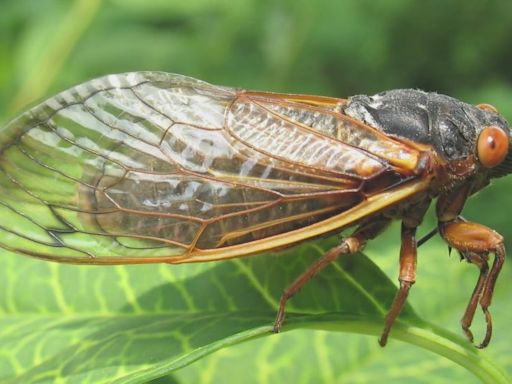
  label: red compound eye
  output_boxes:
[477,126,509,168]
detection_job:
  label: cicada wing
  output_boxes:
[0,72,429,264]
[0,72,234,262]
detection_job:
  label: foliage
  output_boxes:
[1,236,511,383]
[1,0,512,382]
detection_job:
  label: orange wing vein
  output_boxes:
[0,72,429,264]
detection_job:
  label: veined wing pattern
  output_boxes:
[0,72,423,263]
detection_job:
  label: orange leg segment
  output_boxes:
[273,218,390,333]
[379,223,417,346]
[440,219,505,348]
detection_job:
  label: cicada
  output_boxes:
[1,72,510,347]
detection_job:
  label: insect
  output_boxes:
[0,72,510,348]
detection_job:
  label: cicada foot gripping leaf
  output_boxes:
[0,72,510,347]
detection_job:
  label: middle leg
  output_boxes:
[379,222,418,346]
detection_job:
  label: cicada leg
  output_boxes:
[273,218,390,333]
[379,223,418,346]
[479,243,505,348]
[439,219,505,348]
[378,196,432,346]
[457,251,489,344]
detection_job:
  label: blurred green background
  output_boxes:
[1,0,512,383]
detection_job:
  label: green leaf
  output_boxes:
[0,235,510,383]
[1,2,512,382]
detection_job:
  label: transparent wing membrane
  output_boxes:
[0,72,426,263]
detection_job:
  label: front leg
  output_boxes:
[437,185,505,348]
[439,219,505,348]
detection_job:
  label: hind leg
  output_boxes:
[273,218,390,333]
